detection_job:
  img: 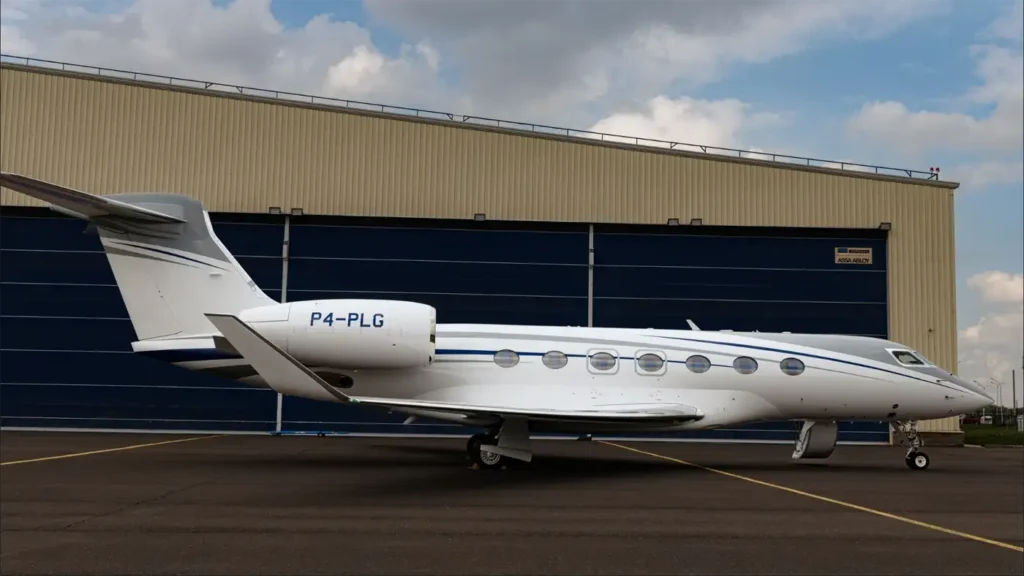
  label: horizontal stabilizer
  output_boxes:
[0,172,185,224]
[204,313,705,424]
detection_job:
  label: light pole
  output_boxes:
[974,380,994,419]
[990,378,1008,425]
[1013,369,1018,417]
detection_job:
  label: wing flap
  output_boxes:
[204,313,704,424]
[0,172,185,224]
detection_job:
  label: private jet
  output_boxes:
[0,172,994,471]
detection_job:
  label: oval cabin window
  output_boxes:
[589,352,617,371]
[685,355,711,373]
[733,356,758,374]
[636,353,665,372]
[493,349,520,368]
[542,350,568,369]
[779,357,805,376]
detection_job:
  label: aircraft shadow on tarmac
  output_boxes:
[214,440,977,476]
[367,442,951,475]
[207,439,981,505]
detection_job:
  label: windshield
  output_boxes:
[892,350,927,366]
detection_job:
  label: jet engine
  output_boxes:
[232,299,437,370]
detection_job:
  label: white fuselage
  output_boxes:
[139,315,990,435]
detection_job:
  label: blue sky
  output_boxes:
[1,0,1022,399]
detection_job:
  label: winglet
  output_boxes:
[204,313,351,404]
[0,171,185,224]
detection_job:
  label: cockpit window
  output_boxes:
[891,350,926,366]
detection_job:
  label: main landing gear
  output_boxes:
[890,420,929,470]
[466,433,504,470]
[465,418,533,471]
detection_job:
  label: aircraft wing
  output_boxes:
[350,396,703,423]
[204,313,704,424]
[0,172,185,224]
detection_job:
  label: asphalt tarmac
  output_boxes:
[1,430,1022,575]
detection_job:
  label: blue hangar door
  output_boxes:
[0,208,285,432]
[1,207,889,444]
[591,223,890,444]
[281,215,591,435]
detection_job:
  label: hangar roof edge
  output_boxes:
[0,55,960,190]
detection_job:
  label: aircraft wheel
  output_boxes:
[470,435,503,470]
[905,451,929,470]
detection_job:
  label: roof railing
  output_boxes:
[0,53,941,181]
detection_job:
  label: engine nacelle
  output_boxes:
[235,299,436,370]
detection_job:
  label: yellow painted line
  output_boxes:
[0,434,225,466]
[599,440,1024,554]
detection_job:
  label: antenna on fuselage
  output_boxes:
[686,319,701,331]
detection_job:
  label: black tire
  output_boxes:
[470,436,503,469]
[905,451,930,470]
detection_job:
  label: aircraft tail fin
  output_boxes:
[1,172,277,341]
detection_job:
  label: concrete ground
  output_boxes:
[1,430,1021,575]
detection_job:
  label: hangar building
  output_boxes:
[0,57,963,445]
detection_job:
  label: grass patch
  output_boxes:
[963,423,1024,446]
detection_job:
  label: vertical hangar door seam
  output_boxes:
[278,216,590,433]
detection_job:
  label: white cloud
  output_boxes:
[967,270,1024,305]
[0,0,449,109]
[0,22,34,54]
[944,160,1024,190]
[846,4,1024,159]
[585,96,782,152]
[0,0,33,22]
[985,0,1022,42]
[847,97,1022,154]
[322,41,441,103]
[959,271,1024,405]
[364,0,945,124]
[0,0,948,150]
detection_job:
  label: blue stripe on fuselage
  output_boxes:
[650,335,946,387]
[135,343,954,392]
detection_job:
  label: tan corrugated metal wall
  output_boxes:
[0,64,962,435]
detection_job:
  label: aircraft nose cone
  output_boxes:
[951,376,994,409]
[967,392,994,412]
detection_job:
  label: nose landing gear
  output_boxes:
[890,420,929,470]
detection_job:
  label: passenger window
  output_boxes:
[590,352,616,371]
[586,349,620,374]
[892,350,924,366]
[685,355,711,374]
[779,357,805,376]
[542,351,568,369]
[733,356,758,375]
[493,349,520,368]
[634,350,668,376]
